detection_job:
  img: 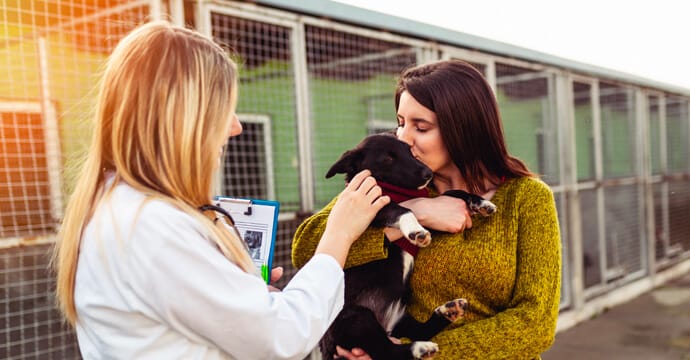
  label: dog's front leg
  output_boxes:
[372,204,431,247]
[443,190,497,217]
[397,212,431,247]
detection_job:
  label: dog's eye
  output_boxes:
[382,155,394,164]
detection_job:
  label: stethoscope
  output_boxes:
[198,204,251,255]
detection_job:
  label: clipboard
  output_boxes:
[214,196,280,284]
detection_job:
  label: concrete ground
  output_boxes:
[542,272,690,360]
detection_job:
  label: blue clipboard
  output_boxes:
[214,196,280,284]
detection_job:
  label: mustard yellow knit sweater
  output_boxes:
[292,177,561,360]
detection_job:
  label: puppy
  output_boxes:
[321,133,496,360]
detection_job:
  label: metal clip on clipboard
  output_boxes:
[215,198,252,216]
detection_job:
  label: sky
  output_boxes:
[334,0,690,91]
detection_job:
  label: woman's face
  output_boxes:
[395,91,453,174]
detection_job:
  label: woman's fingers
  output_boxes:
[335,346,372,360]
[266,267,283,292]
[346,170,384,199]
[270,266,283,283]
[348,171,377,195]
[345,169,372,191]
[464,208,473,229]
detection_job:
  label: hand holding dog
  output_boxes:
[335,345,372,360]
[315,170,390,267]
[400,196,473,233]
[335,336,400,360]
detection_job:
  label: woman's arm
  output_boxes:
[127,222,348,360]
[398,195,472,233]
[428,181,561,359]
[292,202,390,270]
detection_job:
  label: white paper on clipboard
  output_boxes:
[214,196,280,284]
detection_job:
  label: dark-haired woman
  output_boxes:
[293,59,561,360]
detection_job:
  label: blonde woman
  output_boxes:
[53,21,389,359]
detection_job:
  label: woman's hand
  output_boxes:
[335,337,398,359]
[316,170,390,267]
[335,346,372,360]
[267,267,283,292]
[400,195,472,233]
[328,170,390,244]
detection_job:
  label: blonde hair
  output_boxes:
[53,21,255,325]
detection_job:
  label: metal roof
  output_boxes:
[254,0,690,95]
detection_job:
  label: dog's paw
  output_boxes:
[470,199,497,217]
[398,212,431,247]
[409,229,431,247]
[411,341,438,359]
[434,298,468,322]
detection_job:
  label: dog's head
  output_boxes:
[326,133,433,190]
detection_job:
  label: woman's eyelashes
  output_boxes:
[397,122,428,133]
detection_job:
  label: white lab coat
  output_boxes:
[74,180,344,359]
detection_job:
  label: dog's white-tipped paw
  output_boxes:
[399,213,431,247]
[434,298,468,322]
[411,341,438,359]
[410,230,431,247]
[472,199,497,217]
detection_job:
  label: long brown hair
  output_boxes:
[53,21,255,325]
[395,59,534,194]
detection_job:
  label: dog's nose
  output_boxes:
[422,169,433,181]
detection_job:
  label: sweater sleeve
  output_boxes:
[431,180,561,359]
[291,196,389,270]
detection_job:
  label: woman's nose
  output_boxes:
[229,114,242,137]
[396,125,412,146]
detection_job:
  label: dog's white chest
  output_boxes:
[382,251,414,332]
[401,250,414,282]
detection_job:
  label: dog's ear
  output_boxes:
[326,149,359,178]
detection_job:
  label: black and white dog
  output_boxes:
[321,133,496,360]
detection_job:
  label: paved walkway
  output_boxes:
[542,272,690,360]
